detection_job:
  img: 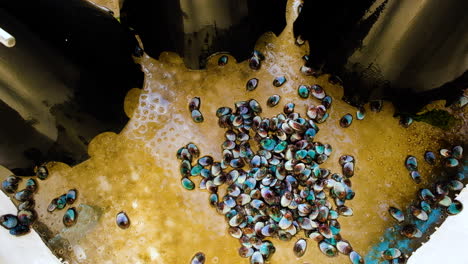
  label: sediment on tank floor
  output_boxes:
[1,0,467,263]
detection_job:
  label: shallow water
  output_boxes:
[2,0,467,263]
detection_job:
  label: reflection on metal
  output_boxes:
[294,0,467,107]
[0,3,142,172]
[85,0,115,16]
[0,26,15,47]
[0,9,82,170]
[348,0,468,93]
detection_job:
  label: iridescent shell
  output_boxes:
[438,196,452,207]
[191,110,204,123]
[279,212,293,230]
[25,178,37,193]
[424,151,436,165]
[218,55,228,66]
[306,105,318,119]
[66,189,78,204]
[273,76,287,87]
[349,251,364,264]
[250,251,264,264]
[47,198,58,213]
[246,78,259,91]
[18,200,35,211]
[388,207,405,222]
[283,103,295,115]
[448,180,464,191]
[410,171,421,183]
[311,85,326,99]
[452,145,463,159]
[2,176,20,194]
[9,225,30,236]
[338,206,353,217]
[370,100,383,112]
[189,97,201,111]
[382,248,402,260]
[447,200,463,215]
[249,99,262,114]
[216,107,232,117]
[267,95,281,107]
[300,65,313,76]
[419,189,436,202]
[116,211,130,229]
[249,56,261,70]
[296,35,305,46]
[191,252,206,264]
[293,239,307,257]
[340,114,353,128]
[322,96,332,109]
[18,210,36,226]
[399,116,413,128]
[198,156,214,166]
[339,155,354,165]
[440,148,451,157]
[56,194,68,209]
[298,85,310,98]
[181,178,195,190]
[356,107,366,120]
[318,223,333,238]
[14,189,33,202]
[239,246,254,258]
[36,165,49,180]
[337,240,353,255]
[259,240,275,259]
[400,224,422,238]
[342,162,354,177]
[63,207,77,227]
[444,158,459,167]
[0,214,18,229]
[410,206,428,221]
[209,193,219,206]
[187,143,200,158]
[420,201,432,213]
[260,138,277,151]
[319,241,337,257]
[405,156,418,171]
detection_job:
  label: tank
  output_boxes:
[0,1,466,264]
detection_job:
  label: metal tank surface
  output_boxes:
[293,0,468,111]
[123,0,467,111]
[0,0,142,173]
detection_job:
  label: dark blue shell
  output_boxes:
[116,211,130,229]
[0,214,18,229]
[9,225,30,236]
[66,189,78,204]
[63,207,78,227]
